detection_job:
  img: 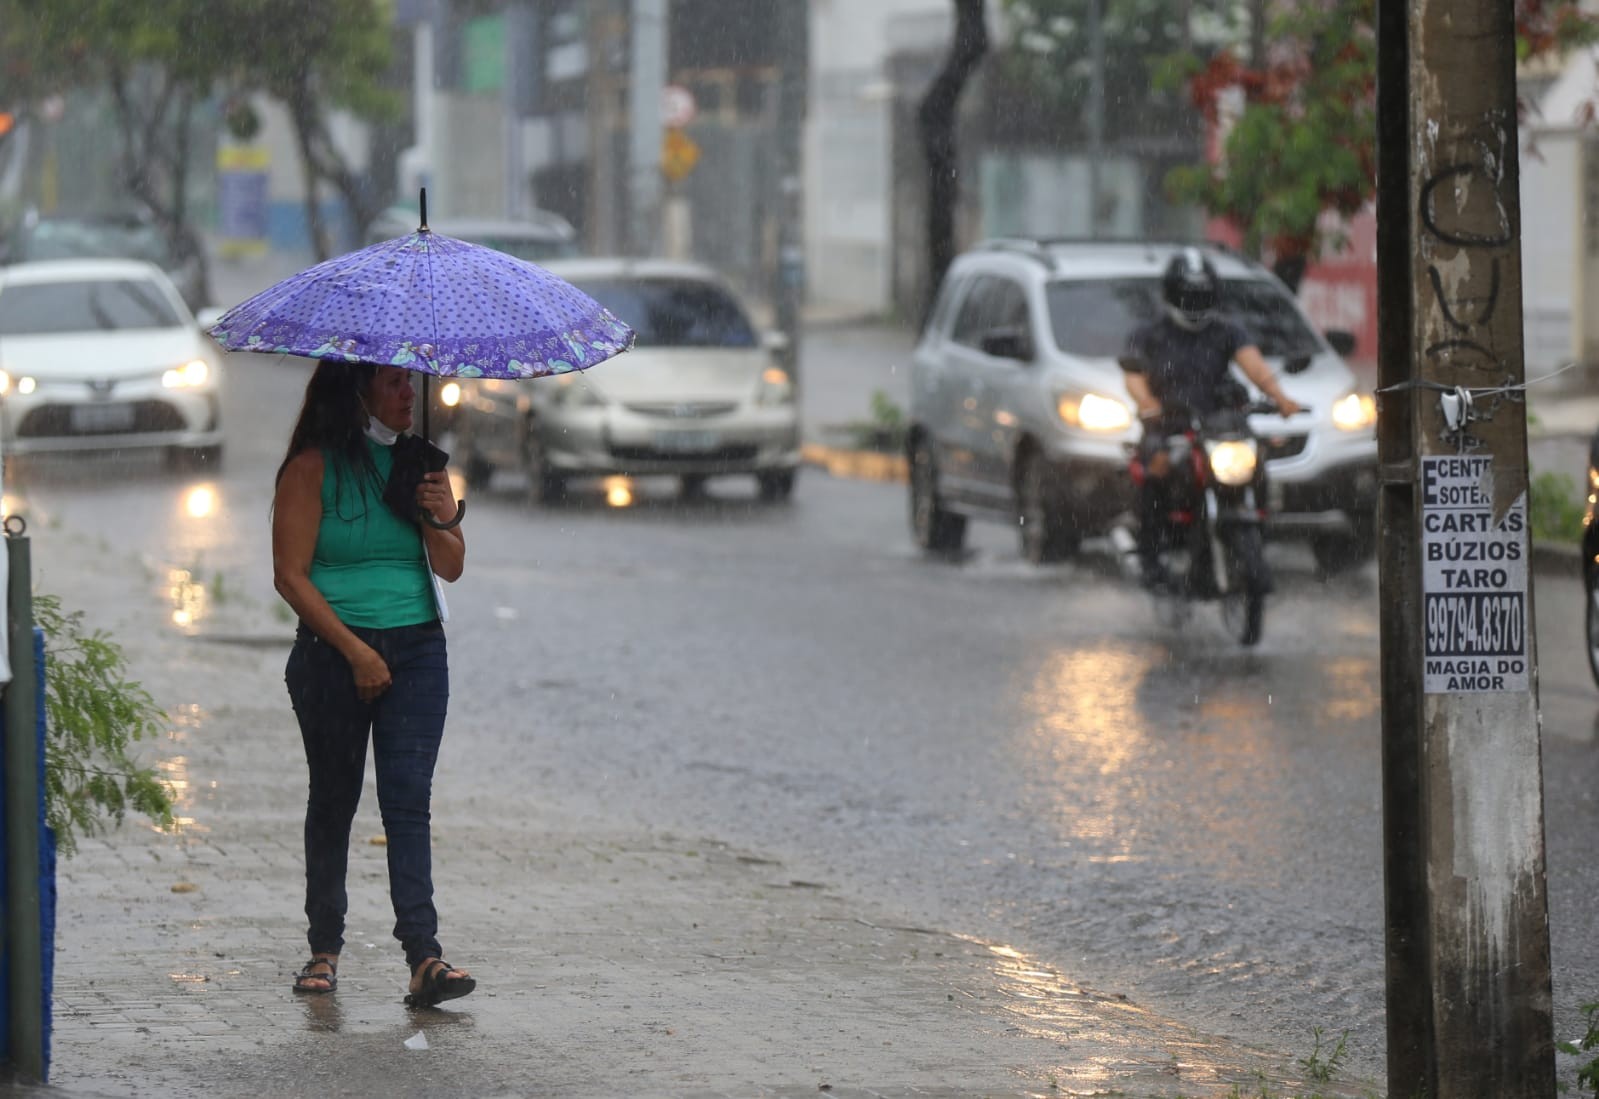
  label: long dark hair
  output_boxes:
[275,361,383,513]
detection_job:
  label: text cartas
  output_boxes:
[1419,455,1530,693]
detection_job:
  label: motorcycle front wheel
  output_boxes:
[1218,525,1268,646]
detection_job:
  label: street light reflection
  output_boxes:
[167,567,207,631]
[1320,656,1380,723]
[1022,643,1146,854]
[154,703,207,835]
[975,937,1245,1089]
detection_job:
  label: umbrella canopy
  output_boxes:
[206,229,634,379]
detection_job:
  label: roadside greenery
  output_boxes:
[1530,470,1587,545]
[1162,0,1599,279]
[33,592,173,857]
[1,0,397,277]
[840,390,909,454]
[1559,1001,1599,1096]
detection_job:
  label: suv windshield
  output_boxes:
[574,278,757,348]
[0,278,181,334]
[1046,277,1323,358]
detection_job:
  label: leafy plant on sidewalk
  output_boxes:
[1559,1000,1599,1096]
[840,389,908,453]
[1530,471,1587,545]
[34,593,174,857]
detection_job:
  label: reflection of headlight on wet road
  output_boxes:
[184,486,216,519]
[440,381,462,408]
[604,477,633,508]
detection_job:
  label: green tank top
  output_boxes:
[309,440,437,629]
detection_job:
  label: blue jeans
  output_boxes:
[285,620,449,969]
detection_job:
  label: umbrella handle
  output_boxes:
[421,499,465,530]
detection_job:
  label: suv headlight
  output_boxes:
[756,366,794,406]
[1206,438,1259,485]
[1332,391,1376,432]
[1057,391,1132,432]
[162,359,210,389]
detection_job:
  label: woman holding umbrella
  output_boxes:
[208,192,634,1005]
[271,360,475,1008]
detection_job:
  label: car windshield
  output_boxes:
[0,278,182,334]
[1046,277,1323,358]
[574,277,757,348]
[17,218,172,266]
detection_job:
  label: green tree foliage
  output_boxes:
[32,593,173,858]
[1165,0,1599,272]
[219,0,400,259]
[0,0,396,268]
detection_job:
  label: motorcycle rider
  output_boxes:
[1121,248,1304,590]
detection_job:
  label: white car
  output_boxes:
[907,240,1379,573]
[0,259,224,467]
[446,258,801,502]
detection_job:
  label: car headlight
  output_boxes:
[756,366,794,406]
[1206,439,1259,486]
[1332,391,1376,432]
[162,359,210,389]
[1057,391,1132,432]
[439,381,463,408]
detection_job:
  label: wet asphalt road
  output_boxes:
[12,348,1599,1087]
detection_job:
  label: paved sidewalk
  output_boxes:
[21,508,1378,1096]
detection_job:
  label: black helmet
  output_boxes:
[1162,248,1219,329]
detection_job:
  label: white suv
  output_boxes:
[906,240,1378,573]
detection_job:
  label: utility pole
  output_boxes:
[627,0,667,256]
[587,2,625,255]
[1085,0,1104,239]
[503,0,537,221]
[1375,0,1554,1093]
[771,0,808,378]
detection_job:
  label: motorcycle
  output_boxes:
[1116,396,1308,647]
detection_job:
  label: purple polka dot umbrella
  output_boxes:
[206,205,634,386]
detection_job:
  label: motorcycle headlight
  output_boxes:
[1207,439,1259,486]
[162,358,210,389]
[1332,391,1377,432]
[1057,391,1132,432]
[756,366,795,406]
[440,381,463,408]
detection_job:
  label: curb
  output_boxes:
[801,443,908,484]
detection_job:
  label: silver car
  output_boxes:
[0,258,224,468]
[907,240,1379,573]
[445,258,800,502]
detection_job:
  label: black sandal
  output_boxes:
[292,955,339,995]
[404,957,475,1008]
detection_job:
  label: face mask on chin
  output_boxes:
[361,397,401,446]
